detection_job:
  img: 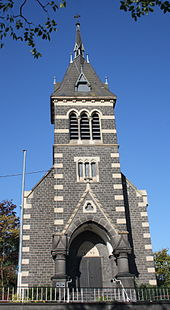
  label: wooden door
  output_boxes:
[79,257,102,287]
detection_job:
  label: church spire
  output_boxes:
[74,22,85,59]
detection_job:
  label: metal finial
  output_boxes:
[86,54,89,63]
[105,76,108,85]
[70,54,73,63]
[53,76,56,84]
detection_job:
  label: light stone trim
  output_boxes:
[74,156,100,162]
[54,219,64,225]
[54,196,63,201]
[101,115,115,119]
[146,256,154,262]
[114,184,123,190]
[54,208,64,213]
[22,271,29,277]
[112,173,121,178]
[54,153,63,158]
[142,222,149,227]
[54,163,63,168]
[145,244,152,250]
[111,153,119,158]
[23,214,31,219]
[55,115,68,119]
[117,218,126,224]
[138,202,147,207]
[22,259,29,265]
[54,101,114,107]
[54,184,63,190]
[116,207,125,212]
[22,247,30,252]
[143,233,151,238]
[147,267,155,273]
[54,174,63,179]
[21,284,28,287]
[23,225,30,230]
[114,195,124,200]
[102,129,116,134]
[111,163,120,168]
[24,203,32,209]
[23,235,30,241]
[54,129,69,133]
[140,212,148,217]
[149,280,157,286]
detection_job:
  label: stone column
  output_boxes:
[51,234,67,287]
[114,233,134,287]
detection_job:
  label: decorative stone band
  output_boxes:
[142,222,149,227]
[54,174,63,179]
[54,101,114,107]
[101,115,115,119]
[147,267,155,273]
[114,184,123,189]
[102,129,116,133]
[54,219,64,225]
[55,115,115,120]
[146,256,154,261]
[145,244,152,250]
[112,173,121,178]
[23,214,31,219]
[138,202,147,207]
[54,153,63,158]
[22,259,29,264]
[54,196,63,201]
[21,283,28,287]
[116,207,125,212]
[22,271,29,277]
[114,195,124,200]
[149,280,157,285]
[111,153,119,158]
[140,212,148,217]
[54,163,63,168]
[111,163,120,168]
[54,208,64,213]
[23,235,30,240]
[23,225,30,230]
[24,203,32,209]
[22,247,30,252]
[116,218,126,224]
[54,184,63,190]
[143,233,151,238]
[54,129,69,133]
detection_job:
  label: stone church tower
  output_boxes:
[21,23,156,288]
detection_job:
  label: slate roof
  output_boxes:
[51,23,116,99]
[52,55,116,98]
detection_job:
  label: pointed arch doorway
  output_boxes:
[67,222,115,288]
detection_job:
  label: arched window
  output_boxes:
[69,112,78,139]
[80,112,90,140]
[92,112,101,140]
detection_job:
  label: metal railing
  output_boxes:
[0,287,170,303]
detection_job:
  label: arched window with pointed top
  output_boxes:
[92,112,101,140]
[80,112,90,140]
[69,112,78,140]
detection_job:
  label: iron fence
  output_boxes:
[0,286,170,303]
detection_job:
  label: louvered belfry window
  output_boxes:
[92,112,101,140]
[69,112,78,139]
[80,112,90,140]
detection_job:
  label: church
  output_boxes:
[20,23,156,288]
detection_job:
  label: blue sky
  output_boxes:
[0,0,170,253]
